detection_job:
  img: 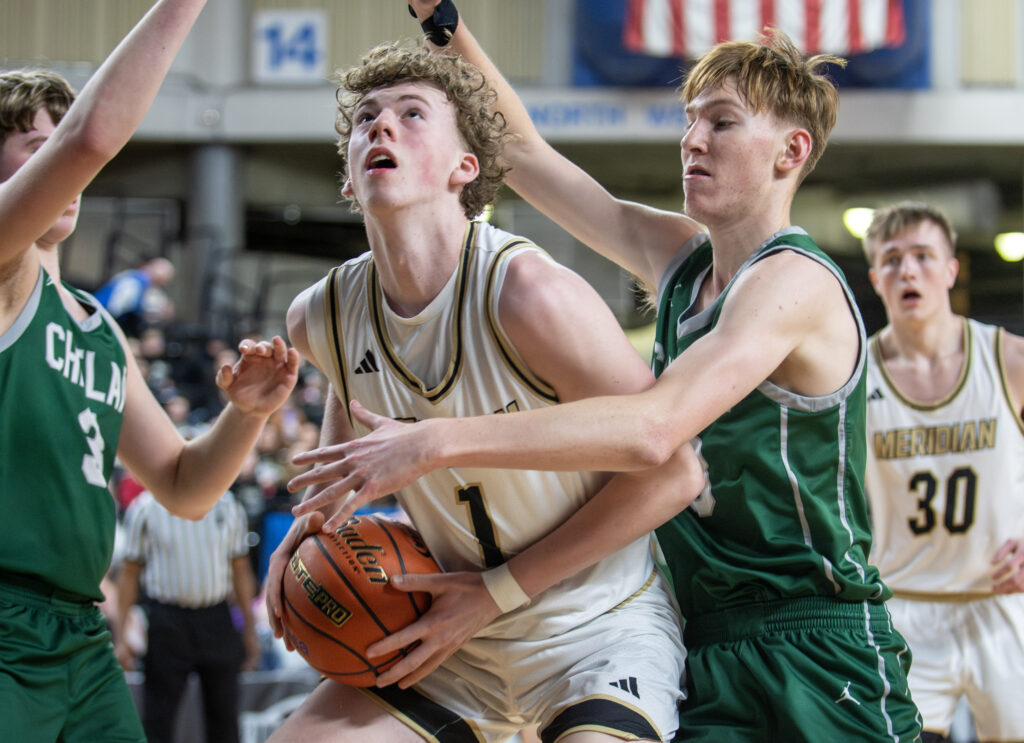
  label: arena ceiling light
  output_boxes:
[842,207,875,240]
[994,232,1024,262]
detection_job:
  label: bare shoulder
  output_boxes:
[1000,327,1024,367]
[497,249,653,401]
[732,248,848,310]
[497,249,622,344]
[999,328,1024,415]
[286,283,318,361]
[725,250,858,397]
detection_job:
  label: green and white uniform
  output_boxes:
[0,267,142,743]
[653,228,921,742]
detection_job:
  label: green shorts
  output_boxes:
[0,575,145,743]
[677,597,923,742]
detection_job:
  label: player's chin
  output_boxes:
[41,214,78,245]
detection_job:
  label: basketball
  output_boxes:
[279,514,439,686]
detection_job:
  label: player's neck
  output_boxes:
[36,241,62,281]
[706,207,792,287]
[883,311,964,367]
[0,251,41,336]
[365,208,469,318]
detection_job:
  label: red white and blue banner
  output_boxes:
[624,0,906,58]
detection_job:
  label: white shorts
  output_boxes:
[889,593,1024,741]
[362,571,686,742]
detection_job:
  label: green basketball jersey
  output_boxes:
[0,269,127,601]
[652,228,888,619]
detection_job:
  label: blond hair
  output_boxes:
[334,41,509,219]
[682,30,844,179]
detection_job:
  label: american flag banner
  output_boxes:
[623,0,906,58]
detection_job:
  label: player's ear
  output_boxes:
[777,127,811,176]
[341,176,354,198]
[450,152,479,188]
[944,255,960,290]
[867,267,882,296]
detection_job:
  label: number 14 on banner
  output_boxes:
[252,9,328,84]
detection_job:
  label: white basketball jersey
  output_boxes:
[865,319,1024,594]
[304,221,660,639]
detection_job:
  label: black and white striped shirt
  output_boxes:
[122,491,249,608]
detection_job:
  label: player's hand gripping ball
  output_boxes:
[280,514,439,686]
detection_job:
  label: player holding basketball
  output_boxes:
[0,2,299,741]
[264,40,703,743]
[283,2,924,740]
[862,202,1024,743]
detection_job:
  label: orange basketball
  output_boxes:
[279,514,439,686]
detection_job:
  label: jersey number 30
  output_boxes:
[907,467,977,535]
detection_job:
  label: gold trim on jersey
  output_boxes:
[609,568,659,612]
[365,222,476,405]
[484,241,559,403]
[323,266,354,428]
[870,317,972,411]
[995,327,1024,436]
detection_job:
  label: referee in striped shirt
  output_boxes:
[115,490,258,743]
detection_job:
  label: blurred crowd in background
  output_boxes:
[94,263,333,673]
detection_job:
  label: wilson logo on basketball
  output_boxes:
[336,522,389,584]
[290,553,353,628]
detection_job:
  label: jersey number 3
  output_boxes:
[78,408,108,487]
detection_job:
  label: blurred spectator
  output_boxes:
[94,256,176,336]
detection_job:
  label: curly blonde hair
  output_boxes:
[0,69,74,143]
[682,30,845,180]
[334,41,509,219]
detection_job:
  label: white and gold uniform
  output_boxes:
[303,221,685,742]
[865,318,1024,740]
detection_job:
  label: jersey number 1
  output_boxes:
[457,485,504,568]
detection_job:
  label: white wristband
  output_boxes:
[481,562,530,613]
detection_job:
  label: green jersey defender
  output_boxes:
[652,228,922,742]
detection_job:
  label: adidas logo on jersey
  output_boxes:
[354,350,380,374]
[867,387,885,401]
[610,676,639,698]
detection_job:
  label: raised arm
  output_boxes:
[407,0,699,290]
[0,0,207,268]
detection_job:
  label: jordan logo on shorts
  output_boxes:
[610,676,639,698]
[835,682,861,706]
